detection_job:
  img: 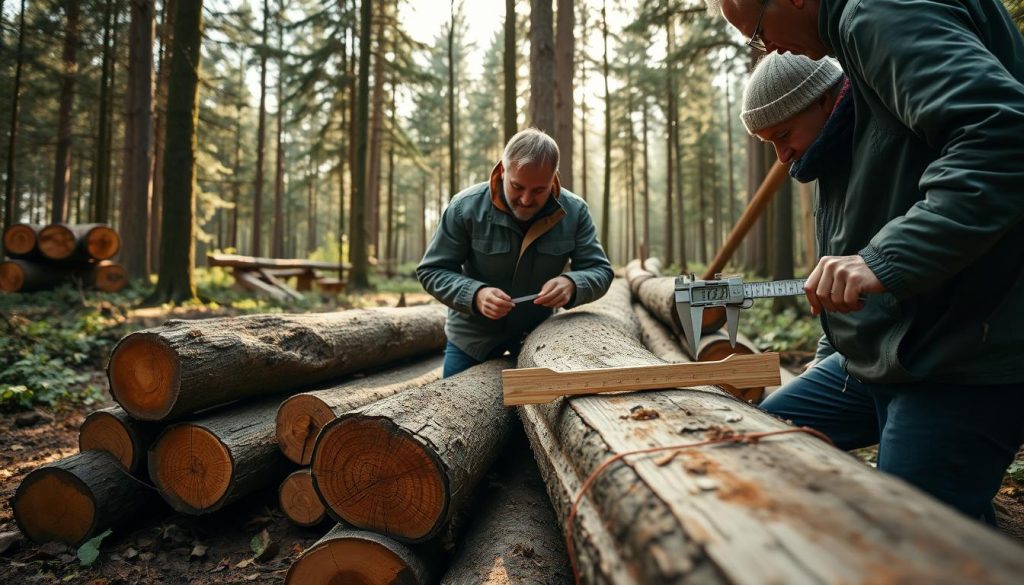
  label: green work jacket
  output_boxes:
[819,0,1024,383]
[416,165,613,361]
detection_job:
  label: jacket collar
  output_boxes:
[790,76,854,184]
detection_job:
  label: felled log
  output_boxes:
[279,469,326,527]
[518,280,1024,584]
[37,223,120,262]
[148,395,290,514]
[440,433,571,585]
[13,450,159,546]
[630,275,728,337]
[624,259,656,297]
[2,223,41,259]
[311,359,513,543]
[79,405,159,475]
[0,260,73,293]
[276,355,443,465]
[108,304,446,420]
[90,260,127,292]
[285,525,438,585]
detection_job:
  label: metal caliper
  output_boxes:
[674,274,807,358]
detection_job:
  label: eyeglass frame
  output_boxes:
[746,0,771,52]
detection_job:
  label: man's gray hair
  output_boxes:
[502,128,559,172]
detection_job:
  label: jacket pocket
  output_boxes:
[469,235,515,285]
[534,239,574,275]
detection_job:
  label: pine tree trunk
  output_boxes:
[93,0,119,224]
[51,0,81,225]
[109,304,446,420]
[447,1,458,198]
[384,83,396,275]
[553,0,574,190]
[348,0,372,289]
[276,355,442,465]
[641,98,650,257]
[79,405,159,474]
[253,0,269,257]
[3,0,27,238]
[232,52,243,250]
[119,0,155,279]
[725,72,737,228]
[13,451,160,546]
[148,0,203,304]
[286,525,439,585]
[367,4,387,259]
[271,0,285,258]
[600,0,611,256]
[518,280,1024,584]
[529,0,556,134]
[150,0,175,268]
[311,359,513,543]
[503,0,516,143]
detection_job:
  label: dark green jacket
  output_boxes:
[416,168,613,361]
[820,0,1024,383]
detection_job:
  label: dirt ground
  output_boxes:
[0,298,1022,583]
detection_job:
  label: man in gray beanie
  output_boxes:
[709,0,1024,526]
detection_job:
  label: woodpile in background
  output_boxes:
[1,222,125,293]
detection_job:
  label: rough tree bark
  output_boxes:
[553,0,574,190]
[311,359,513,543]
[517,280,1024,584]
[51,0,81,224]
[503,0,516,143]
[108,304,446,420]
[530,0,555,133]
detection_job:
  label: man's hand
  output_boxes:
[475,287,514,320]
[534,276,575,309]
[804,255,885,315]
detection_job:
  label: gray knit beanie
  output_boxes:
[741,53,844,134]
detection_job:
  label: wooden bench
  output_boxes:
[208,253,350,301]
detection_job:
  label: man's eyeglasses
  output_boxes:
[746,0,770,52]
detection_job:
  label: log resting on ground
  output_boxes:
[630,275,727,337]
[2,223,41,258]
[276,355,443,464]
[108,304,446,420]
[0,259,129,293]
[440,429,571,585]
[148,395,290,514]
[518,280,1024,584]
[13,450,159,546]
[37,223,120,261]
[286,524,438,585]
[79,405,160,475]
[311,359,513,543]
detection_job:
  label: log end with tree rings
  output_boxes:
[286,527,432,585]
[3,223,37,256]
[79,410,136,471]
[108,333,179,420]
[312,416,447,542]
[149,425,233,513]
[92,261,127,292]
[85,225,120,260]
[37,224,77,260]
[14,463,98,546]
[279,469,326,527]
[0,261,25,292]
[276,394,337,465]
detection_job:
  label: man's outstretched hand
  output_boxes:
[534,276,575,309]
[804,255,885,315]
[475,287,514,320]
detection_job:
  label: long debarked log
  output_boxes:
[276,355,443,464]
[148,395,290,514]
[38,223,120,261]
[440,433,571,585]
[518,280,1024,584]
[311,360,514,543]
[13,450,159,546]
[279,469,327,527]
[108,304,447,420]
[286,524,438,585]
[79,405,160,474]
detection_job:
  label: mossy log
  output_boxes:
[37,223,120,261]
[279,469,327,527]
[440,433,571,585]
[148,395,290,514]
[285,524,438,585]
[79,405,160,474]
[108,304,446,420]
[13,450,159,546]
[518,280,1024,584]
[276,355,443,464]
[311,360,513,543]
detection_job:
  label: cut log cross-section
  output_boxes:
[90,260,128,292]
[38,223,120,261]
[148,395,290,514]
[2,223,41,258]
[0,260,74,293]
[79,405,160,474]
[517,280,1024,583]
[108,304,446,420]
[279,469,327,527]
[276,355,443,465]
[13,450,159,546]
[286,525,439,585]
[311,359,514,543]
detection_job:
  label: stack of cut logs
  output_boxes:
[12,265,1024,584]
[0,222,126,293]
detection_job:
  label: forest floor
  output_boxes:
[0,281,1022,584]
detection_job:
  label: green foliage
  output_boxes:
[740,300,822,354]
[1007,459,1024,483]
[0,285,140,410]
[77,529,112,567]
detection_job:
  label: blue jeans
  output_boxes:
[761,353,1024,523]
[442,340,520,378]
